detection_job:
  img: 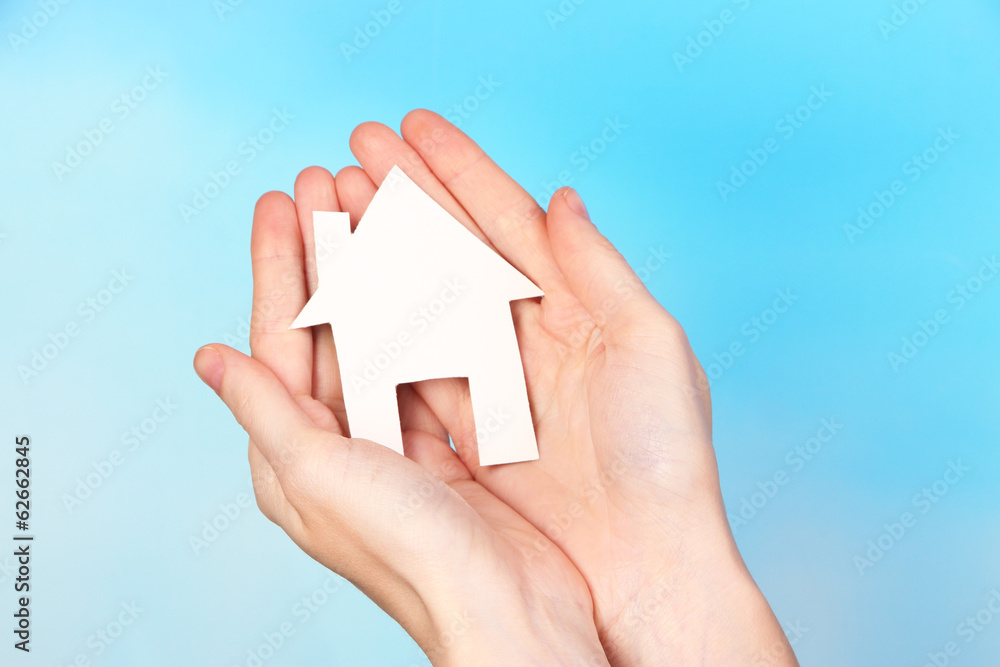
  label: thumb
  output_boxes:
[192,344,460,531]
[193,344,322,477]
[193,345,482,622]
[546,187,665,336]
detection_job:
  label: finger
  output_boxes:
[400,109,568,294]
[402,428,471,485]
[546,188,669,341]
[347,121,493,248]
[334,166,377,228]
[196,345,478,611]
[293,167,347,423]
[194,344,324,479]
[397,382,473,481]
[406,377,482,474]
[293,166,340,294]
[397,383,449,444]
[249,191,313,395]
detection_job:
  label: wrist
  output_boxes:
[601,520,795,666]
[427,605,608,667]
[418,569,609,666]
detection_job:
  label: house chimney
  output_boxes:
[312,211,351,285]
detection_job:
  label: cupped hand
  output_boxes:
[334,110,796,666]
[193,176,609,666]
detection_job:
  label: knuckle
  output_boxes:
[501,195,545,230]
[271,429,328,496]
[249,471,282,525]
[658,314,691,349]
[250,488,279,524]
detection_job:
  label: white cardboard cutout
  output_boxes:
[291,165,542,466]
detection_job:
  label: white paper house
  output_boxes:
[291,166,542,466]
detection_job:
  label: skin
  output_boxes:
[194,109,797,666]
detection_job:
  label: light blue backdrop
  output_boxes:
[2,1,998,665]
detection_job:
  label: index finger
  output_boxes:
[400,109,569,296]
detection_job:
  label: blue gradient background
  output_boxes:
[2,1,999,665]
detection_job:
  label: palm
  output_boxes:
[512,294,719,628]
[461,268,718,640]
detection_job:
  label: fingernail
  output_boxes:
[564,187,590,221]
[194,346,224,394]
